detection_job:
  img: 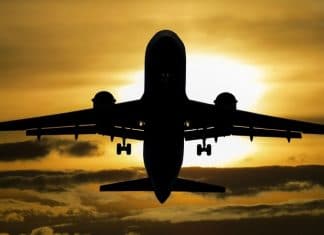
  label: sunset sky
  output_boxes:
[0,0,324,234]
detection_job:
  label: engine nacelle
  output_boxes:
[214,92,237,111]
[92,91,116,110]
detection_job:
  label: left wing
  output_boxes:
[184,100,324,141]
[0,100,144,140]
[0,109,95,131]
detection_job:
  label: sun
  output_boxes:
[117,54,266,167]
[186,54,265,110]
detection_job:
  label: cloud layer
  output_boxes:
[0,138,102,161]
[0,165,323,194]
[0,165,323,234]
[180,166,324,195]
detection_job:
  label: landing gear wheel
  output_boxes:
[126,143,131,155]
[116,139,132,156]
[116,143,122,155]
[197,144,202,156]
[206,144,212,156]
[197,139,213,156]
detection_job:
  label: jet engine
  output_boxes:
[92,91,116,109]
[214,92,237,111]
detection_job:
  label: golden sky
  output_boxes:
[1,0,324,168]
[0,0,324,234]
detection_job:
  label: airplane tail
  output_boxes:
[100,178,225,193]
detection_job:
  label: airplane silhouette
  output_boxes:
[1,30,324,203]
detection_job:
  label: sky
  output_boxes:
[0,0,324,234]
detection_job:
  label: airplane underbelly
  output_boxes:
[143,121,184,191]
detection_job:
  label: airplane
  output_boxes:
[1,29,324,203]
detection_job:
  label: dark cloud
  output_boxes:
[59,141,100,157]
[0,165,323,195]
[30,227,54,235]
[200,199,324,218]
[135,215,324,235]
[0,204,100,235]
[123,199,324,224]
[1,207,324,235]
[0,138,102,162]
[0,190,66,207]
[179,165,324,196]
[2,212,24,223]
[0,140,50,161]
[0,166,323,234]
[0,168,145,192]
[46,138,102,157]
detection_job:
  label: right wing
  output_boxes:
[184,100,324,141]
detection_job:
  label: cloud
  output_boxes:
[0,138,102,162]
[30,227,53,235]
[58,141,101,157]
[45,215,324,235]
[0,165,323,234]
[3,212,24,222]
[1,200,323,235]
[179,165,324,196]
[0,189,66,207]
[2,199,322,235]
[0,140,51,161]
[0,196,101,233]
[123,199,324,223]
[0,165,323,195]
[0,168,145,192]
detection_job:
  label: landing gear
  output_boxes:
[197,144,202,156]
[197,139,212,156]
[116,138,132,155]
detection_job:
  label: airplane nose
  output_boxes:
[152,29,180,41]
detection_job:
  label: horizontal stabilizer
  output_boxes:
[100,178,225,193]
[173,178,225,192]
[100,178,153,191]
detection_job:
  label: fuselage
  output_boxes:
[141,30,188,203]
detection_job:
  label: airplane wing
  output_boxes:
[184,100,324,141]
[0,100,144,140]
